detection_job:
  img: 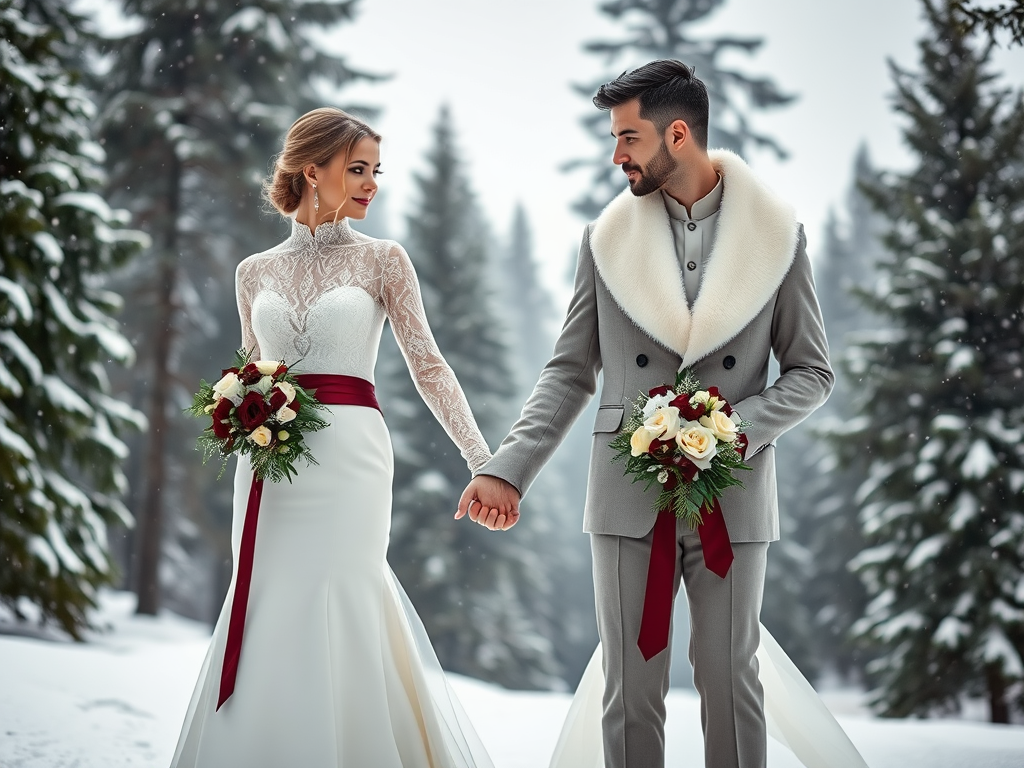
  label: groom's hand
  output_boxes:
[456,475,521,531]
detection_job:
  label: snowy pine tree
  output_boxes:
[566,0,795,218]
[844,0,1024,722]
[92,0,376,616]
[384,107,561,689]
[0,0,147,637]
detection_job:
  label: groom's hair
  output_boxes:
[593,60,709,150]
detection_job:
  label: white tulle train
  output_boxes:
[549,624,868,768]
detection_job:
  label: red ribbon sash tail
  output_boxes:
[697,497,734,579]
[636,498,734,662]
[218,472,263,710]
[215,373,381,711]
[637,507,678,661]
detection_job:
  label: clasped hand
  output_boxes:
[455,474,521,531]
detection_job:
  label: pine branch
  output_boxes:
[953,0,1024,47]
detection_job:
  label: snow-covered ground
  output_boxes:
[2,592,1023,768]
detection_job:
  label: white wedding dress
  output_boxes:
[170,218,494,767]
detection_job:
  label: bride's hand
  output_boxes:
[456,475,521,531]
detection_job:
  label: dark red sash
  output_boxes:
[217,374,381,710]
[636,437,747,661]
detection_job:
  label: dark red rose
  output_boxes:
[671,394,706,421]
[269,388,288,411]
[289,398,301,414]
[221,366,240,377]
[648,384,671,398]
[707,386,720,398]
[720,401,734,416]
[649,437,673,458]
[211,398,234,439]
[237,391,272,430]
[683,401,707,421]
[274,364,288,378]
[238,363,262,385]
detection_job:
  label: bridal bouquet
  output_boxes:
[187,347,329,483]
[610,367,753,529]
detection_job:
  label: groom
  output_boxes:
[458,60,833,768]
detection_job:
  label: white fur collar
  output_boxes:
[590,149,799,368]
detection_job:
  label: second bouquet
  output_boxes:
[610,367,752,530]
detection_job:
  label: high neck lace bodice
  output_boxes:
[287,217,362,249]
[234,219,492,472]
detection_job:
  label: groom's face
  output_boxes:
[610,99,677,197]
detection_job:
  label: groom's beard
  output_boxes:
[625,141,676,197]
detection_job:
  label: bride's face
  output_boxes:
[310,137,381,222]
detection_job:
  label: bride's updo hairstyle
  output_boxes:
[264,107,381,216]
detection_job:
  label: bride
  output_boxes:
[170,108,497,767]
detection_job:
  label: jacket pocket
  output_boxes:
[593,404,624,434]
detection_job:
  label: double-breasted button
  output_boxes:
[636,354,649,368]
[687,222,697,231]
[686,261,697,271]
[723,355,736,370]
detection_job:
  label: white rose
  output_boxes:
[644,406,681,440]
[255,375,274,394]
[212,372,244,405]
[255,360,281,376]
[248,425,272,447]
[274,380,296,404]
[276,405,297,423]
[691,390,711,405]
[642,391,676,419]
[699,410,739,443]
[630,426,661,457]
[675,421,718,470]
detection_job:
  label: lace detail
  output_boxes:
[235,218,492,472]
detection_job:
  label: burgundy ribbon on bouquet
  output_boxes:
[636,435,748,662]
[217,374,381,711]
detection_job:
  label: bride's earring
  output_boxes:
[312,182,319,213]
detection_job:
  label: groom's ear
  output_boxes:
[666,119,691,152]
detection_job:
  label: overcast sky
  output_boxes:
[327,0,1024,303]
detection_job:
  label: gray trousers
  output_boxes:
[591,523,768,768]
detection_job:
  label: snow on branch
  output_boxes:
[0,329,42,383]
[0,276,32,322]
[41,375,93,418]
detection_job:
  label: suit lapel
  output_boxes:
[590,148,799,367]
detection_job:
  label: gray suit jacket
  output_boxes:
[477,150,833,542]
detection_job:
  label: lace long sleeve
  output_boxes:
[380,242,492,472]
[235,261,260,358]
